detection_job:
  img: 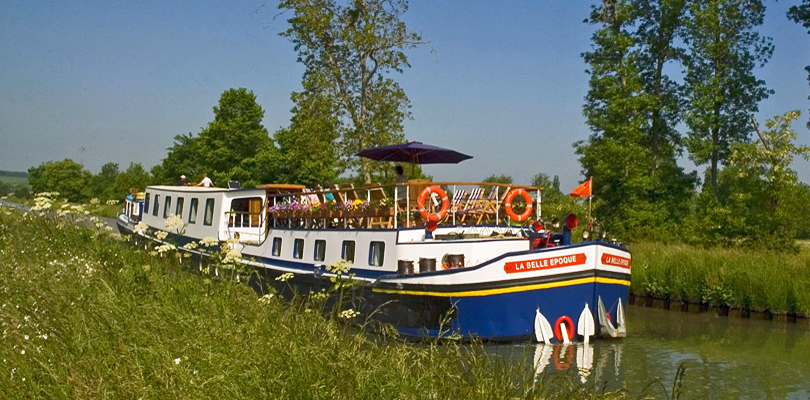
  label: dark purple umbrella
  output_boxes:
[357,141,473,164]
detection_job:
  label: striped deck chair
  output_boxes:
[475,186,511,224]
[449,189,468,221]
[457,187,485,223]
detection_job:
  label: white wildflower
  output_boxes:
[133,222,148,235]
[89,198,100,205]
[182,242,198,250]
[338,309,359,319]
[164,214,186,231]
[326,259,351,275]
[105,199,119,206]
[258,294,275,304]
[174,358,181,365]
[155,244,176,255]
[275,272,294,282]
[223,248,242,264]
[199,237,218,247]
[155,230,169,240]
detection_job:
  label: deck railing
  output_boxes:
[261,181,543,230]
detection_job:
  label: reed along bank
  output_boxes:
[630,242,810,317]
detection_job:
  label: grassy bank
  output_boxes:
[0,206,649,399]
[630,242,810,314]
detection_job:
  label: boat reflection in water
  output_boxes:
[532,342,621,385]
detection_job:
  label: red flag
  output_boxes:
[569,178,592,198]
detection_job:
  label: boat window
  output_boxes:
[314,239,326,262]
[175,197,184,218]
[369,242,385,267]
[203,199,215,226]
[293,238,304,259]
[230,197,263,228]
[152,195,160,217]
[272,237,282,257]
[341,240,355,263]
[144,193,150,213]
[188,198,198,224]
[163,196,172,218]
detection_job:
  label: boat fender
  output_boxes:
[417,186,449,220]
[504,189,534,222]
[552,344,574,370]
[553,316,575,343]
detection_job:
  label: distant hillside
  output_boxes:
[0,170,27,178]
[0,170,28,186]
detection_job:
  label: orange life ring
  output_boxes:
[553,315,575,342]
[504,189,533,222]
[417,186,449,220]
[552,344,575,370]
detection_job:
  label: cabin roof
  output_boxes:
[146,185,264,194]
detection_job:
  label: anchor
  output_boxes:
[597,296,626,338]
[533,308,554,344]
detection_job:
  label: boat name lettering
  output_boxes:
[600,253,631,269]
[503,253,587,274]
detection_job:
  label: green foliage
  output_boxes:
[576,0,697,240]
[273,76,342,186]
[278,0,423,183]
[89,162,120,200]
[683,0,773,197]
[631,241,810,313]
[27,159,92,202]
[112,162,152,197]
[787,0,810,129]
[155,88,274,187]
[482,174,513,184]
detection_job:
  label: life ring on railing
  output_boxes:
[553,315,575,342]
[504,189,533,222]
[417,186,449,220]
[552,343,574,370]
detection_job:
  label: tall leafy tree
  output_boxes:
[577,0,654,235]
[90,162,120,200]
[155,88,274,187]
[577,0,696,237]
[28,159,92,202]
[273,76,343,185]
[635,0,688,174]
[683,0,773,197]
[278,0,424,183]
[788,0,810,129]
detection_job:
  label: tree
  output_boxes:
[788,0,810,129]
[725,111,810,240]
[111,163,152,198]
[576,0,696,238]
[683,0,773,197]
[155,88,274,187]
[273,75,343,185]
[635,0,689,175]
[278,0,424,183]
[482,174,513,185]
[28,159,92,202]
[91,162,120,200]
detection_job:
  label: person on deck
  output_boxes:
[322,180,336,204]
[176,175,187,186]
[197,173,213,188]
[395,165,408,184]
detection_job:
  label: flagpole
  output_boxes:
[588,176,593,223]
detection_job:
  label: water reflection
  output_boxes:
[491,306,810,399]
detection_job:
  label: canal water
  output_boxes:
[488,305,810,399]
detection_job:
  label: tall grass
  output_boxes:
[0,206,641,399]
[630,242,810,313]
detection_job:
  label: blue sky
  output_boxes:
[1,0,809,191]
